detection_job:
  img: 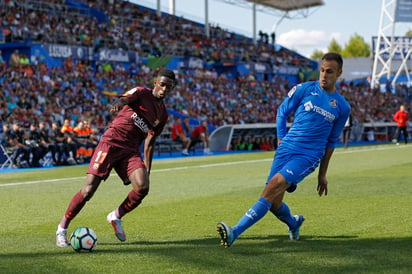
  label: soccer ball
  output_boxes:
[69,227,97,252]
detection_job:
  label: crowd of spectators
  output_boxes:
[231,135,276,152]
[0,0,411,168]
[1,118,97,168]
[1,0,313,67]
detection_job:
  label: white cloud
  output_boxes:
[278,29,327,47]
[277,29,344,57]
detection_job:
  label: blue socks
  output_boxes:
[272,202,296,230]
[230,199,297,240]
[232,197,272,239]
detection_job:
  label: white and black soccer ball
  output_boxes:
[70,227,97,252]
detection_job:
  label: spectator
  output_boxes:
[38,121,59,165]
[260,136,275,151]
[232,136,247,151]
[0,49,6,74]
[9,49,20,68]
[8,123,30,168]
[26,123,48,167]
[60,119,78,164]
[182,116,191,138]
[171,116,191,156]
[73,120,98,163]
[51,122,69,165]
[189,119,212,155]
[73,121,88,163]
[246,135,260,151]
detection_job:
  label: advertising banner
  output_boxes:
[395,0,412,22]
[372,36,412,60]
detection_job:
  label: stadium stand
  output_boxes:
[0,0,411,168]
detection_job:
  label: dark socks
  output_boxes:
[60,191,87,229]
[116,189,146,218]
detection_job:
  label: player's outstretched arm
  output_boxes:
[317,147,334,196]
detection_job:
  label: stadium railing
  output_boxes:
[0,143,15,169]
[155,131,183,157]
[209,122,400,151]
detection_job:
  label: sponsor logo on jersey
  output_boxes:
[288,86,297,97]
[286,169,294,175]
[304,101,313,111]
[126,87,138,94]
[153,119,160,127]
[131,112,149,133]
[304,100,335,122]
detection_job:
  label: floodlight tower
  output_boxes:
[371,0,412,89]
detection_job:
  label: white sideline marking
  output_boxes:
[0,145,406,188]
[154,158,271,173]
[0,159,270,188]
[0,177,85,187]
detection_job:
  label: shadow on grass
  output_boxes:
[1,235,411,273]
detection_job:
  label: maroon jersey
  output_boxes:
[191,125,206,138]
[100,87,168,151]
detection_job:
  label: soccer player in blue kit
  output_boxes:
[217,52,351,247]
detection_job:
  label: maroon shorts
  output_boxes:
[87,141,145,181]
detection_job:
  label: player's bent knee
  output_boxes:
[267,173,287,188]
[128,188,148,208]
[262,174,290,201]
[136,187,149,197]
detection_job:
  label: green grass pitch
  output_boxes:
[0,144,411,273]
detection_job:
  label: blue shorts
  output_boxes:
[266,145,321,185]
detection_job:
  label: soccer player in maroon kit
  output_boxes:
[56,69,177,247]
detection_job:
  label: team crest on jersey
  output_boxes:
[287,86,297,98]
[329,99,337,108]
[93,163,99,170]
[153,119,160,127]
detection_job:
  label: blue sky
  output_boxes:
[133,0,411,57]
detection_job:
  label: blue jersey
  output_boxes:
[276,81,350,158]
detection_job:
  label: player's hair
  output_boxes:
[157,68,176,83]
[322,52,343,69]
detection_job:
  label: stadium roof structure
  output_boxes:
[157,0,324,44]
[214,0,324,43]
[211,0,324,42]
[243,0,324,12]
